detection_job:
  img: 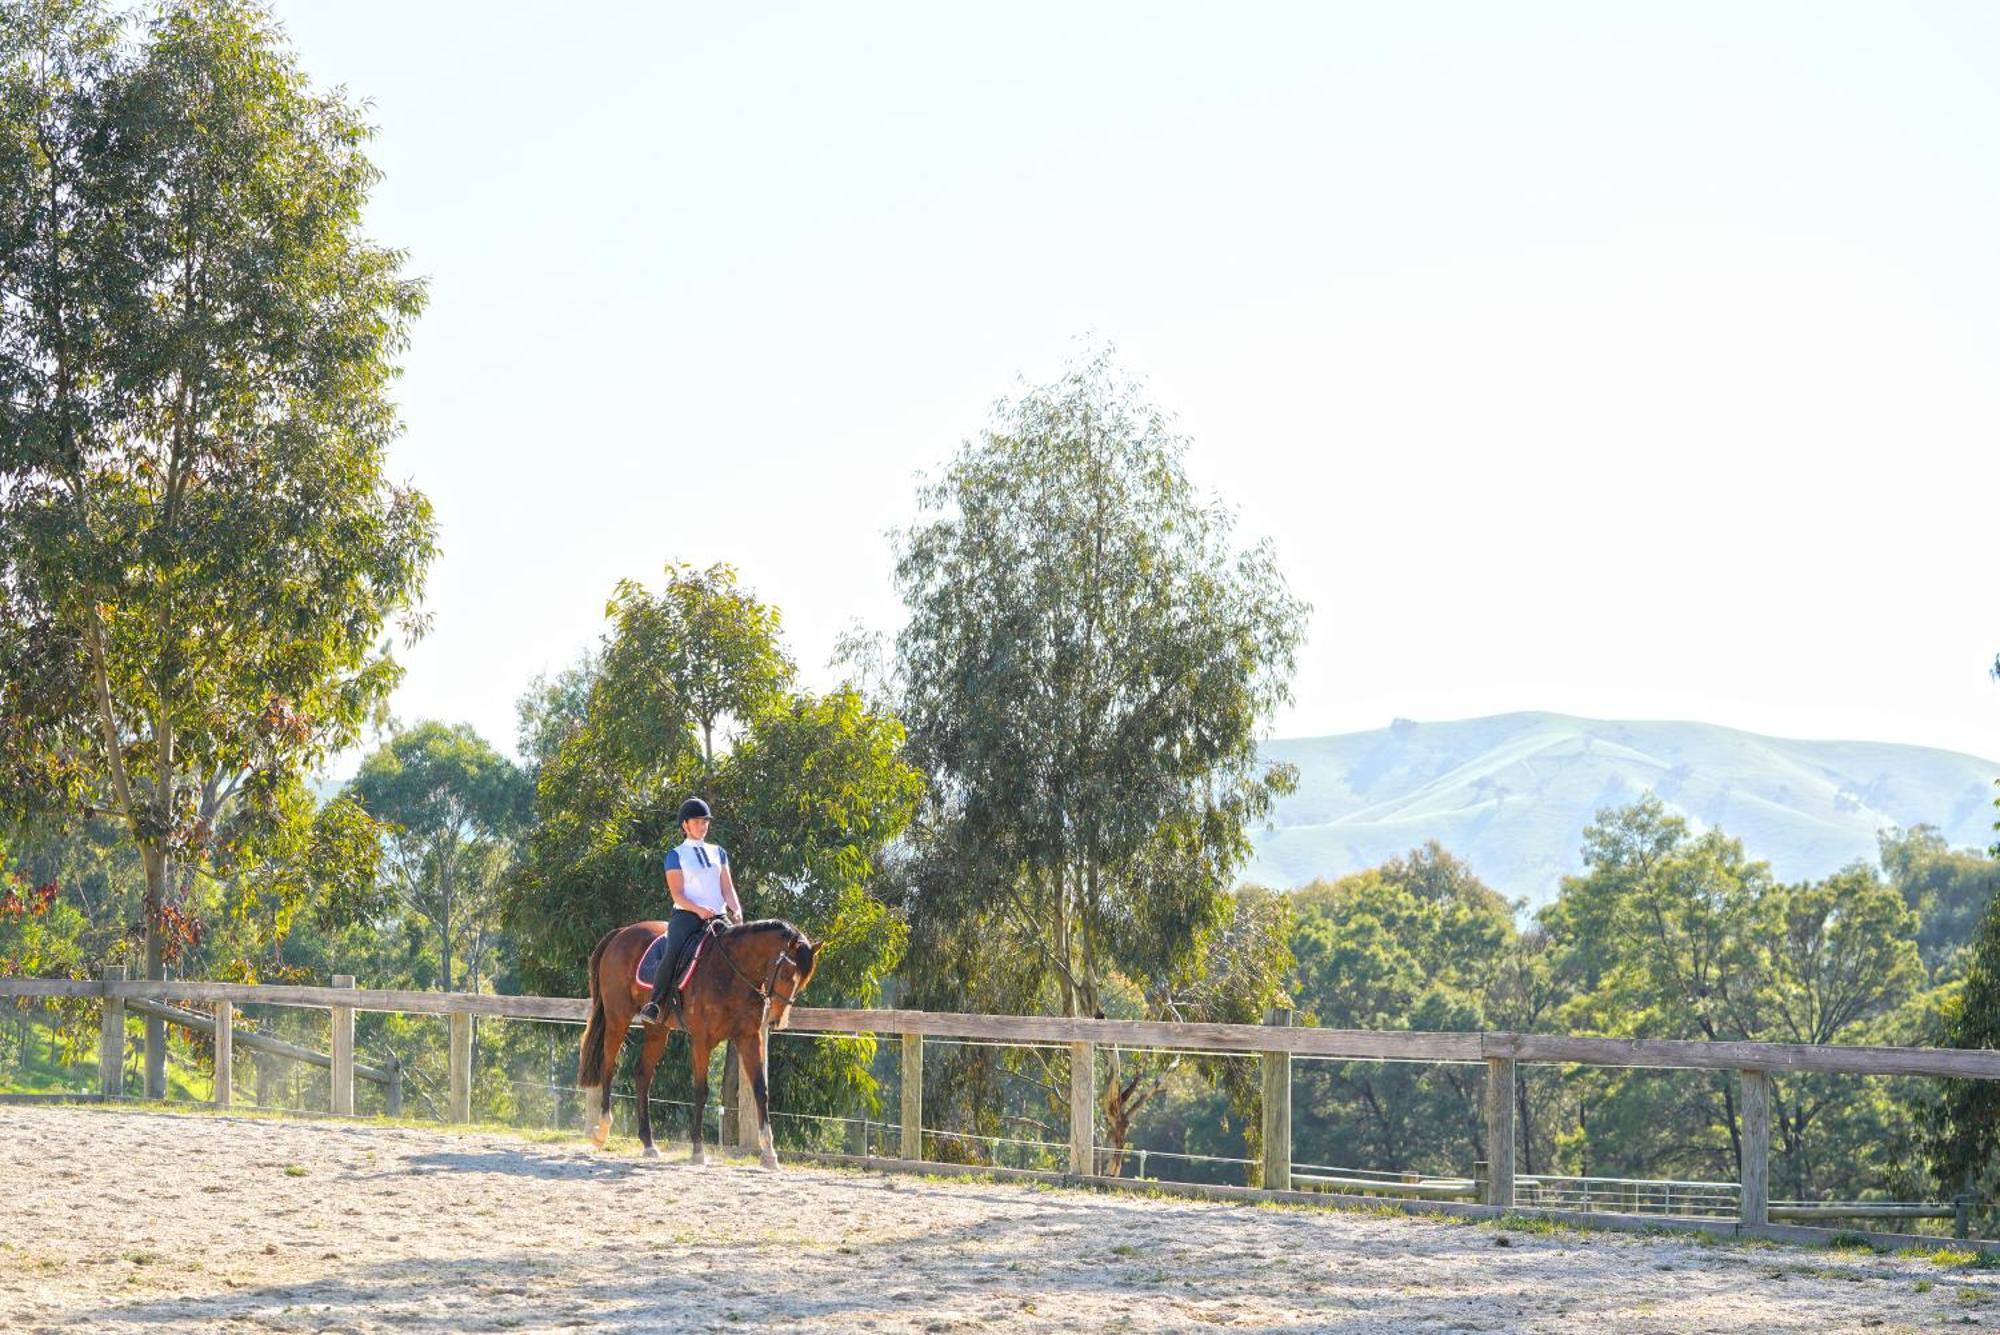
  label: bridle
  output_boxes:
[713,922,811,1027]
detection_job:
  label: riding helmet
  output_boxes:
[677,796,712,823]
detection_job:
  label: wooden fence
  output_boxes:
[5,969,1996,1244]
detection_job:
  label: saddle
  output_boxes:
[634,919,726,995]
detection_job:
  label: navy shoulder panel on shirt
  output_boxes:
[663,847,681,873]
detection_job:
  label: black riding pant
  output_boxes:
[646,908,707,1011]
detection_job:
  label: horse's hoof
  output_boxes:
[760,1153,779,1171]
[589,1121,610,1150]
[642,1144,660,1159]
[689,1150,706,1166]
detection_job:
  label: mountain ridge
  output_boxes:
[1244,711,1999,904]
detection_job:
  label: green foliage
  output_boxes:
[1880,826,2000,979]
[1268,802,1973,1201]
[0,1,434,1005]
[893,345,1309,1023]
[1287,844,1512,1175]
[502,564,920,1119]
[1291,842,1512,1032]
[888,346,1307,1164]
[1920,889,2000,1208]
[348,722,531,992]
[599,562,792,769]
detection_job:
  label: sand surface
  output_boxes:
[0,1104,1988,1332]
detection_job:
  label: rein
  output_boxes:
[712,923,809,1024]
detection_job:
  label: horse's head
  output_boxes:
[728,919,818,1028]
[770,927,817,1029]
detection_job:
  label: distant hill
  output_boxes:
[1245,712,2000,906]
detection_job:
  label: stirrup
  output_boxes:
[638,1000,663,1024]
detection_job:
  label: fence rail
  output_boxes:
[3,970,1992,1242]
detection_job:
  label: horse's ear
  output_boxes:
[794,936,818,984]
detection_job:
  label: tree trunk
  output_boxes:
[438,847,454,993]
[142,845,167,1099]
[1052,861,1074,1018]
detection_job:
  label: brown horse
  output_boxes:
[577,918,817,1167]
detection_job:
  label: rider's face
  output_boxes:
[683,816,711,840]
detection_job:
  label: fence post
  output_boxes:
[212,999,233,1109]
[330,976,355,1116]
[386,1055,404,1118]
[1261,1007,1293,1191]
[1956,1192,1973,1241]
[721,1057,741,1147]
[449,1011,473,1124]
[98,964,126,1100]
[1070,1040,1096,1178]
[1739,1069,1771,1226]
[899,1031,922,1161]
[1485,1056,1517,1209]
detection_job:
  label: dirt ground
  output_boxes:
[0,1104,1990,1333]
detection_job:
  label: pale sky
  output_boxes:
[264,1,2000,775]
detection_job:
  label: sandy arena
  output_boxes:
[0,1104,1990,1332]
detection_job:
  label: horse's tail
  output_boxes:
[577,928,614,1088]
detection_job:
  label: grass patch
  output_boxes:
[1826,1230,1887,1254]
[281,1164,307,1177]
[1490,1212,1577,1237]
[1902,1244,1981,1268]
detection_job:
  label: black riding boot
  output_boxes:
[639,909,704,1024]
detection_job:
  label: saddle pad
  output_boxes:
[633,929,712,992]
[635,933,669,988]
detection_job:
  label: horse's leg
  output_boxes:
[633,1021,671,1158]
[590,995,629,1150]
[737,1025,777,1170]
[688,1033,714,1166]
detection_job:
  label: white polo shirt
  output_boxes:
[664,839,730,914]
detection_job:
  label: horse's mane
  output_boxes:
[728,918,805,940]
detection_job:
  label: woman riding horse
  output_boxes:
[575,797,818,1166]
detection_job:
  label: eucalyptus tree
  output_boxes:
[891,348,1306,1163]
[503,565,920,1123]
[1920,891,2000,1223]
[0,1,433,1093]
[349,723,531,994]
[599,562,792,770]
[1287,844,1515,1175]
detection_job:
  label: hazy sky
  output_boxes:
[265,1,2000,773]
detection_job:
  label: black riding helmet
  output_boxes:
[677,796,712,824]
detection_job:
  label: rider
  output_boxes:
[637,796,744,1025]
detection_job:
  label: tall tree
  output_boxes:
[1922,891,2000,1214]
[1287,844,1515,1175]
[1541,797,1930,1194]
[1877,825,2000,978]
[599,563,791,770]
[890,347,1306,1171]
[0,1,434,1094]
[502,567,920,1123]
[348,723,530,993]
[894,347,1308,1024]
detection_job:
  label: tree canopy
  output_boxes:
[893,346,1308,1023]
[887,346,1307,1164]
[348,722,531,993]
[0,0,434,1093]
[502,564,922,1121]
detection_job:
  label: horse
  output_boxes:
[576,917,817,1167]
